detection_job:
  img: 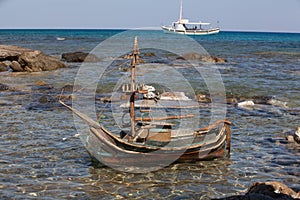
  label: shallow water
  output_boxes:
[0,30,299,199]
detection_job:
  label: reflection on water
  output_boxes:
[0,30,300,199]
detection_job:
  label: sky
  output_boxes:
[0,0,300,33]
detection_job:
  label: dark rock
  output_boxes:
[215,182,300,200]
[31,85,54,91]
[0,83,10,91]
[39,95,52,103]
[61,84,82,92]
[226,97,238,104]
[195,93,211,103]
[177,52,227,63]
[144,52,155,57]
[246,182,300,199]
[252,96,272,104]
[100,96,112,103]
[61,52,100,63]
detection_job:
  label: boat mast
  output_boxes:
[179,0,183,22]
[129,36,139,139]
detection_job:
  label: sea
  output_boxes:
[0,29,299,199]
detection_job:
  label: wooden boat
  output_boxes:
[161,0,220,35]
[60,37,231,170]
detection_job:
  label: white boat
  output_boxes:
[161,0,220,36]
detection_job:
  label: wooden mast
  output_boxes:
[130,36,139,139]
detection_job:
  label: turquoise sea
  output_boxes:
[0,29,299,199]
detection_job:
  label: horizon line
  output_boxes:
[0,27,299,34]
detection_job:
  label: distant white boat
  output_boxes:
[56,37,66,41]
[161,0,220,36]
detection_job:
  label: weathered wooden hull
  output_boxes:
[85,120,230,169]
[59,100,231,170]
[84,126,229,171]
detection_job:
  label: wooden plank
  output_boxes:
[135,114,195,122]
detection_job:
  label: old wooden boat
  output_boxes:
[60,37,231,170]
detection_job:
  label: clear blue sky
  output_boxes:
[1,0,300,32]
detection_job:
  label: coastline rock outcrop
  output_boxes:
[61,51,100,63]
[0,45,65,72]
[177,52,227,63]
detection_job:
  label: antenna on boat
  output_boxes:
[179,0,183,22]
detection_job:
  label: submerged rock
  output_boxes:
[215,181,300,200]
[267,98,289,108]
[61,51,100,63]
[177,52,227,63]
[0,83,10,91]
[195,93,211,103]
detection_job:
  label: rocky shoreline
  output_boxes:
[0,44,228,73]
[0,45,101,72]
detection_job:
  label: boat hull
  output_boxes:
[86,125,229,170]
[85,119,230,170]
[59,100,231,170]
[161,26,220,35]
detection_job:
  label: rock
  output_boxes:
[0,45,31,61]
[294,127,300,144]
[0,83,10,91]
[237,100,255,108]
[61,52,100,63]
[56,94,75,101]
[100,96,112,103]
[214,182,300,200]
[61,84,82,92]
[144,52,155,57]
[10,61,23,72]
[18,50,65,72]
[267,98,289,108]
[195,93,211,103]
[35,80,48,86]
[177,52,227,63]
[226,97,238,104]
[246,182,300,199]
[39,95,52,103]
[286,135,295,143]
[0,45,65,72]
[0,62,8,72]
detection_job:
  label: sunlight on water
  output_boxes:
[0,30,299,199]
